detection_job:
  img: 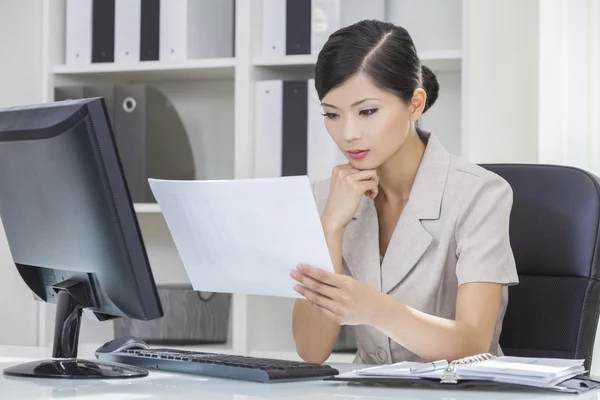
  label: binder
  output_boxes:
[115,0,160,63]
[115,0,141,63]
[261,0,286,57]
[255,80,344,182]
[113,84,195,202]
[159,0,234,62]
[140,0,160,61]
[65,0,93,65]
[260,0,386,57]
[282,81,308,176]
[285,0,311,55]
[327,353,597,394]
[91,0,116,63]
[54,86,83,102]
[255,80,283,178]
[54,85,195,203]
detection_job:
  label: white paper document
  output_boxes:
[148,176,334,298]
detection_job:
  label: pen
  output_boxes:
[410,360,448,374]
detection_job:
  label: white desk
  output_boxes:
[0,345,597,400]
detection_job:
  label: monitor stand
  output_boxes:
[3,280,148,379]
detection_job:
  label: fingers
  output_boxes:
[294,284,338,313]
[356,180,379,199]
[294,264,343,287]
[347,169,378,182]
[345,170,379,199]
[291,268,338,299]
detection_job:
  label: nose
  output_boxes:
[341,120,361,142]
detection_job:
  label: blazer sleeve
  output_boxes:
[454,174,519,287]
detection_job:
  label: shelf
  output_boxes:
[253,50,461,73]
[134,203,161,213]
[52,58,236,82]
[253,54,317,67]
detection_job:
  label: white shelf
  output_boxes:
[253,54,317,67]
[253,50,461,72]
[134,203,161,214]
[52,58,236,82]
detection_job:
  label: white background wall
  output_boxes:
[463,0,540,163]
[0,0,43,346]
[538,0,600,176]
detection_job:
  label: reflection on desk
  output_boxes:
[0,345,596,400]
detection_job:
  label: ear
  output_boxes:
[410,88,427,122]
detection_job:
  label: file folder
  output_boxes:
[285,0,311,55]
[54,85,195,203]
[115,0,160,63]
[261,0,286,57]
[115,0,141,63]
[91,0,116,63]
[255,80,344,182]
[65,0,93,65]
[260,0,386,57]
[140,0,160,61]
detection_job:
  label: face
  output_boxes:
[320,72,425,170]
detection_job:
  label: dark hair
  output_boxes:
[315,20,439,114]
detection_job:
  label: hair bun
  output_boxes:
[421,65,439,113]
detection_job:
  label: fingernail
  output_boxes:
[294,284,302,292]
[290,270,297,278]
[297,264,304,272]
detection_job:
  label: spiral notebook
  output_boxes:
[327,354,597,394]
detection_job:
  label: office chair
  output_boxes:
[481,164,600,371]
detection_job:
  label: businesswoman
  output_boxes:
[291,20,519,365]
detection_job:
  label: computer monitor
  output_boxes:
[0,98,164,379]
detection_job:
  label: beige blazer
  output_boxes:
[312,130,519,365]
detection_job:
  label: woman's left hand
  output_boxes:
[291,263,386,326]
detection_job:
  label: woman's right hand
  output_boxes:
[321,164,379,233]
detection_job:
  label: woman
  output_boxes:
[290,20,519,365]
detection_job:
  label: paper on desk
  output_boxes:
[148,176,334,298]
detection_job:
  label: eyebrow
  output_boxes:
[320,98,379,109]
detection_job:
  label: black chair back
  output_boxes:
[482,164,600,370]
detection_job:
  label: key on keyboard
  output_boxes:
[95,348,340,382]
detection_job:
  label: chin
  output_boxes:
[347,158,382,171]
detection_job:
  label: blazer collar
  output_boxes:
[342,130,451,293]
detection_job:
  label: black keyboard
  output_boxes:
[96,348,340,383]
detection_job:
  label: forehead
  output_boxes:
[321,72,391,106]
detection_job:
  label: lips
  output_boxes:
[348,150,369,160]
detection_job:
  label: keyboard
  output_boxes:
[95,348,340,383]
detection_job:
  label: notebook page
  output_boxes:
[459,357,585,378]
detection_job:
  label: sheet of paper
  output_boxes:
[148,176,334,298]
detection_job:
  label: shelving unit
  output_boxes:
[0,0,539,362]
[33,0,468,362]
[52,58,236,82]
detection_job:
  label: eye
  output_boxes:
[359,108,378,116]
[321,112,339,120]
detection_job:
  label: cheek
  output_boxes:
[324,120,343,145]
[366,112,409,150]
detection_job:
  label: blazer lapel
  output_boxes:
[380,130,451,294]
[381,205,432,293]
[342,196,382,291]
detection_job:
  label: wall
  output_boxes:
[0,0,43,345]
[463,0,540,163]
[538,0,600,176]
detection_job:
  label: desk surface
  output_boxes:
[0,345,597,400]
